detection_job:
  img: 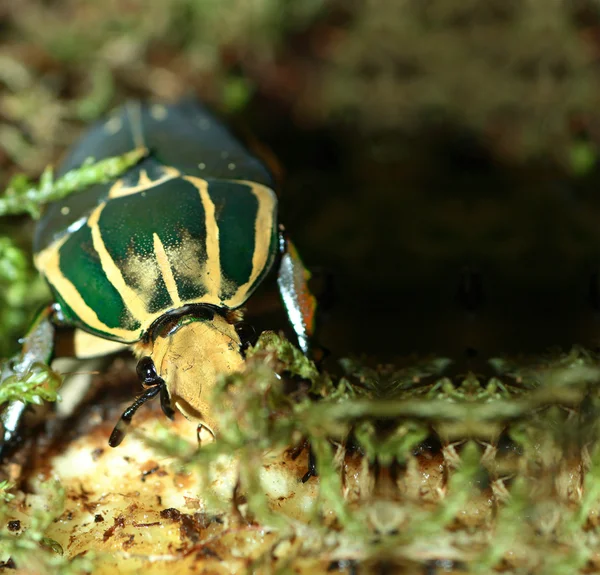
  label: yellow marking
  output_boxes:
[224,180,277,307]
[87,205,149,323]
[184,176,222,299]
[108,166,179,198]
[161,166,180,177]
[137,169,151,187]
[162,229,206,292]
[108,178,125,197]
[60,206,70,215]
[121,251,161,306]
[104,116,122,134]
[153,232,182,308]
[73,329,127,359]
[126,101,145,148]
[34,236,139,342]
[150,104,168,120]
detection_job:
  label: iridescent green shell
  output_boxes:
[34,102,278,343]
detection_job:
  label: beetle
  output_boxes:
[0,100,317,453]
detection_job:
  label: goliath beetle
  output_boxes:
[0,100,317,453]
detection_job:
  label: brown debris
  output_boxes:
[102,515,125,542]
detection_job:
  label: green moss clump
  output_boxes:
[134,336,600,572]
[0,147,147,219]
[0,237,49,358]
[0,361,61,407]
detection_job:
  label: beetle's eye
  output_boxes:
[136,356,159,384]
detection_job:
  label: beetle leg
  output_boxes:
[109,384,162,447]
[197,423,216,446]
[160,385,175,420]
[0,305,57,460]
[301,445,318,483]
[277,231,324,482]
[277,227,318,356]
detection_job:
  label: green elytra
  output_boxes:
[1,100,318,455]
[34,101,279,342]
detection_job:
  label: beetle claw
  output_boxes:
[197,423,216,446]
[301,445,318,483]
[160,386,175,421]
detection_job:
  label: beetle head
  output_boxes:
[149,313,245,441]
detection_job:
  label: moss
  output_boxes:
[319,0,600,163]
[0,147,147,218]
[0,361,61,406]
[1,331,600,572]
[198,339,600,569]
[0,236,49,358]
[0,480,94,574]
[0,481,15,504]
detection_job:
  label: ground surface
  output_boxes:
[2,338,600,573]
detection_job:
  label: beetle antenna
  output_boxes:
[109,384,162,447]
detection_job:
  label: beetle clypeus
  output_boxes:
[0,100,317,453]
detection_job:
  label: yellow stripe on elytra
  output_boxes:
[153,232,182,308]
[223,180,277,307]
[184,176,222,299]
[137,169,151,187]
[34,235,139,341]
[87,205,149,322]
[108,166,179,198]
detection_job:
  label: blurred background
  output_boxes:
[3,0,600,362]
